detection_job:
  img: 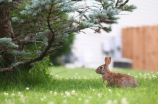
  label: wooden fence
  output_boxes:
[122,26,158,71]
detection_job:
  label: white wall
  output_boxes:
[110,0,158,36]
[72,0,158,68]
[73,29,112,68]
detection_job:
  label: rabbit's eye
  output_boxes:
[100,66,103,69]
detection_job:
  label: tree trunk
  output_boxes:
[0,3,15,38]
[0,3,35,72]
[0,3,15,68]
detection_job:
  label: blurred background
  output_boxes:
[50,0,158,71]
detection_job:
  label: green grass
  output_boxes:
[0,66,158,104]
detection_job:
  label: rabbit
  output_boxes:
[95,57,138,88]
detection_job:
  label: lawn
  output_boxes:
[0,66,158,104]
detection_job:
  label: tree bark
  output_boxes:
[0,3,15,38]
[0,3,15,69]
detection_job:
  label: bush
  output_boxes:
[0,58,52,86]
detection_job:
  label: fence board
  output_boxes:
[122,28,133,59]
[122,26,158,71]
[144,26,152,70]
[133,27,145,70]
[152,26,158,71]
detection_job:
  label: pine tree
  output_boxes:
[0,0,136,72]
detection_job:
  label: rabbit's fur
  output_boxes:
[95,57,138,87]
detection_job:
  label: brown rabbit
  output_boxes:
[95,57,138,87]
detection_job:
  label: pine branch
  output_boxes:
[0,2,57,72]
[115,0,119,7]
[118,0,129,8]
[0,46,60,72]
[46,46,62,56]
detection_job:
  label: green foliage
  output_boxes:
[28,60,52,83]
[0,38,18,48]
[0,0,136,73]
[104,80,108,85]
[0,0,12,3]
[0,59,51,86]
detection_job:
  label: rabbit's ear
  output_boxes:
[105,57,111,65]
[108,57,111,64]
[105,57,109,65]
